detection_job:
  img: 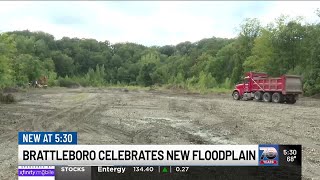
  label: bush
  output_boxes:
[303,68,320,96]
[197,71,217,90]
[47,72,58,86]
[58,77,80,88]
[221,78,232,89]
[165,84,185,90]
[186,76,198,90]
[72,76,91,87]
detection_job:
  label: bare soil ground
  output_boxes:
[0,87,319,179]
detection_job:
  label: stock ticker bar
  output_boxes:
[56,145,301,180]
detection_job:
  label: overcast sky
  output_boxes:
[0,1,319,46]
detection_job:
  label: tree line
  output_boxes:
[0,14,319,95]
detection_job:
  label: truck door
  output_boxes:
[244,78,249,92]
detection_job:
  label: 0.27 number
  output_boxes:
[175,167,189,172]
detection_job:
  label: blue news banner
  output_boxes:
[18,132,77,145]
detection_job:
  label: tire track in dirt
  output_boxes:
[0,111,35,141]
[46,94,102,132]
[1,109,72,141]
[81,122,134,144]
[31,102,86,130]
[132,125,209,144]
[77,93,136,143]
[2,92,101,141]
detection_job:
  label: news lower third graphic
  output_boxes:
[18,132,302,180]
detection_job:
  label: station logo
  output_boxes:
[258,144,279,166]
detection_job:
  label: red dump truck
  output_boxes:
[232,72,303,104]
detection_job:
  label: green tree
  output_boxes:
[0,33,16,87]
[243,29,276,74]
[231,18,261,84]
[137,63,157,86]
[51,51,74,77]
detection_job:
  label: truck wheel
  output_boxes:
[286,95,296,104]
[232,91,240,100]
[263,92,272,102]
[272,92,283,103]
[254,91,262,101]
[289,99,297,104]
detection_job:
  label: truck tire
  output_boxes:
[254,91,262,101]
[232,91,240,100]
[288,99,297,104]
[263,92,272,102]
[286,95,296,104]
[272,92,283,103]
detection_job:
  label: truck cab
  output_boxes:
[233,77,251,100]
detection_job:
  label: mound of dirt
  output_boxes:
[0,93,16,104]
[2,87,20,93]
[311,93,320,99]
[68,84,81,89]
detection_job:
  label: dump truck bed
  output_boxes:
[250,75,302,95]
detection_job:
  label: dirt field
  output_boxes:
[0,87,319,179]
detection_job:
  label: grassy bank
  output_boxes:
[152,83,232,94]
